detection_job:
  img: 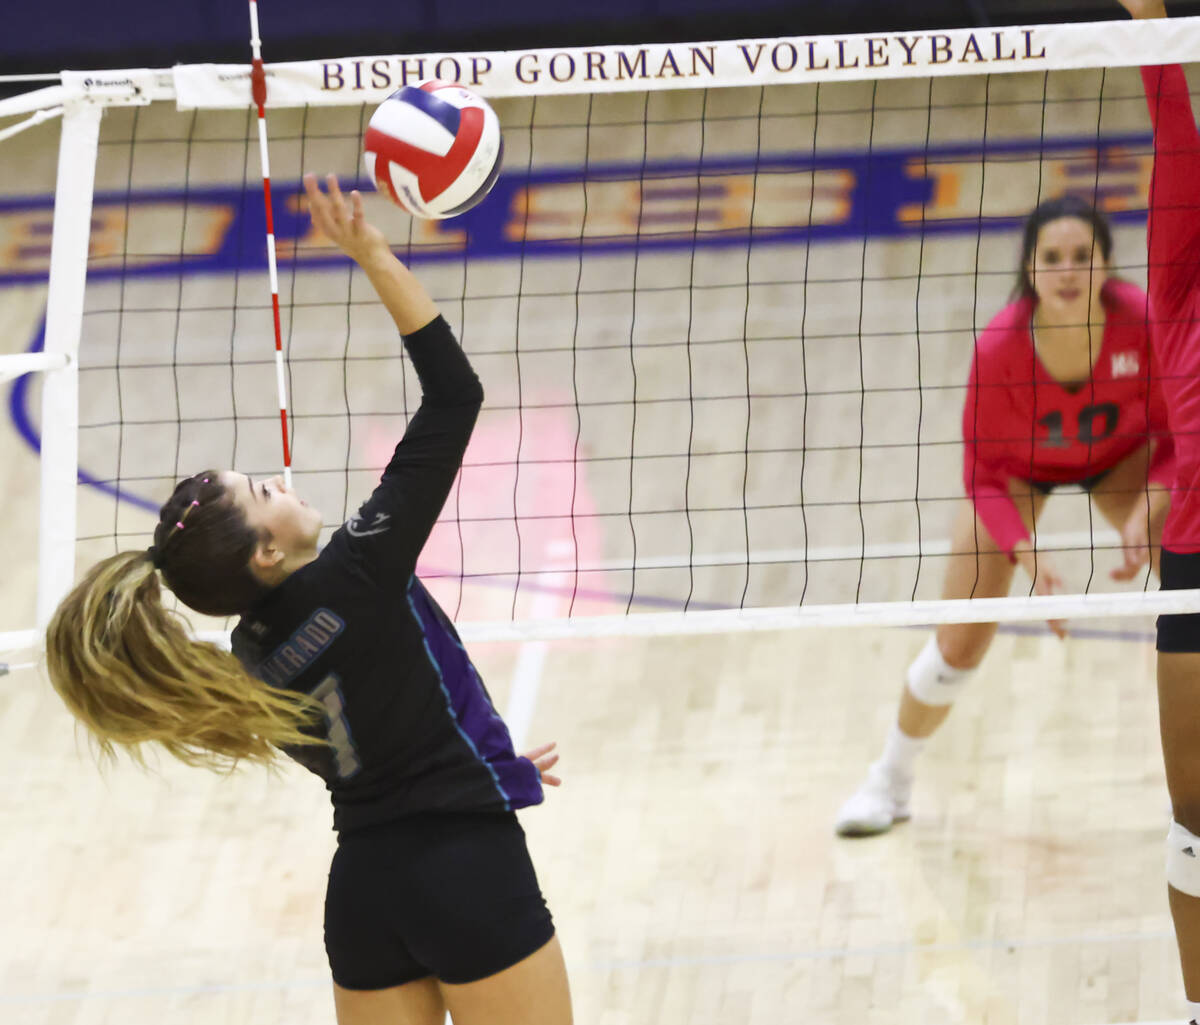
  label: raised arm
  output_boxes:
[1116,3,1200,306]
[305,173,483,583]
[1143,64,1200,306]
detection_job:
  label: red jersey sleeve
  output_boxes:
[1142,65,1200,311]
[1141,65,1200,551]
[962,335,1031,555]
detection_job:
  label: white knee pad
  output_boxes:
[905,636,973,707]
[1167,820,1200,898]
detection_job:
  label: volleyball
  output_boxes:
[363,81,503,219]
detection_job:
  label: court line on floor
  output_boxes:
[501,568,566,751]
[986,620,1153,644]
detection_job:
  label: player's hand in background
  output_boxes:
[1111,506,1152,581]
[523,741,562,788]
[1013,545,1068,638]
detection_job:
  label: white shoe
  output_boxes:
[834,762,912,837]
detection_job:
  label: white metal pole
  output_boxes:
[0,351,68,384]
[0,629,40,653]
[37,99,102,630]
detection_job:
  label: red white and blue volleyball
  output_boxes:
[363,81,503,220]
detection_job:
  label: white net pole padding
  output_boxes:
[0,74,159,653]
[35,100,102,631]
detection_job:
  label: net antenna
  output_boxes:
[247,0,292,487]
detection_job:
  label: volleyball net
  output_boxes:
[3,16,1200,654]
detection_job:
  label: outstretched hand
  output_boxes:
[1116,0,1167,18]
[1012,545,1068,639]
[302,172,390,265]
[523,741,562,787]
[1111,509,1152,581]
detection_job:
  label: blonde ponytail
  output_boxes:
[46,550,323,769]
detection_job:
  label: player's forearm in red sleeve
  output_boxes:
[963,449,1030,555]
[1142,65,1200,304]
[961,355,1029,555]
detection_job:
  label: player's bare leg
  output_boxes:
[439,934,573,1025]
[1096,443,1187,1014]
[332,934,572,1025]
[332,976,445,1025]
[835,487,1046,836]
[900,482,1051,738]
[896,508,1015,737]
[1114,3,1193,1017]
[1158,651,1200,1020]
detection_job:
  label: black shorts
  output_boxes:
[1158,547,1200,653]
[324,810,555,990]
[1027,468,1111,495]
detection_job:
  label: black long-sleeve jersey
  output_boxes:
[231,315,542,834]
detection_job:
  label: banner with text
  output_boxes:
[162,17,1200,108]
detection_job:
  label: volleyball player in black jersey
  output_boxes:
[45,173,572,1025]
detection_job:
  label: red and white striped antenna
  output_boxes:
[247,0,292,487]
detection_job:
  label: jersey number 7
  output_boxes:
[310,673,363,780]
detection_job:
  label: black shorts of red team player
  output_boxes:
[1026,467,1112,495]
[1158,548,1200,653]
[324,810,555,990]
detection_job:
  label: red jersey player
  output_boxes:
[1120,3,1200,1023]
[964,269,1171,560]
[836,195,1174,837]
